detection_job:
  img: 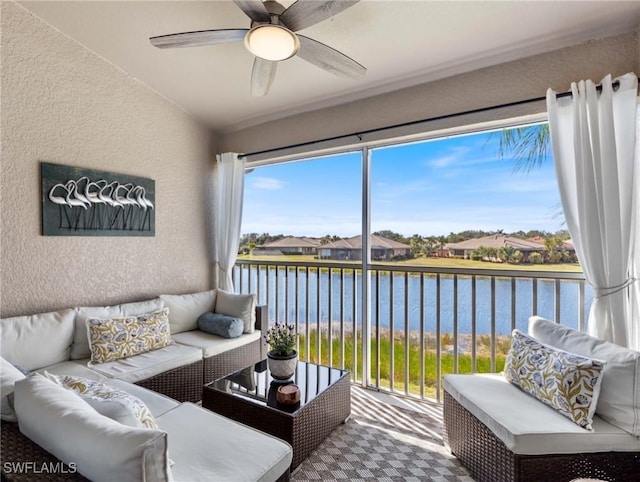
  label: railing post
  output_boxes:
[436,273,441,402]
[490,276,496,373]
[340,269,345,370]
[471,275,477,374]
[453,274,458,374]
[360,146,371,389]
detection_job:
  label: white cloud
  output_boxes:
[251,177,285,190]
[428,153,460,169]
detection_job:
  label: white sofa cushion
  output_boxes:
[106,379,180,418]
[172,330,261,358]
[504,330,605,430]
[156,402,291,482]
[160,290,217,334]
[0,309,75,370]
[87,343,202,383]
[14,373,171,482]
[215,290,256,334]
[35,360,110,382]
[87,308,172,364]
[1,357,26,422]
[529,316,640,436]
[36,364,180,417]
[72,298,165,360]
[43,372,158,429]
[444,373,640,455]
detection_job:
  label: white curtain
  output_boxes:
[631,106,640,351]
[546,73,638,348]
[213,152,245,291]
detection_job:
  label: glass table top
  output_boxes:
[208,360,349,414]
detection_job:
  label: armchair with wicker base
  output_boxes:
[442,316,640,482]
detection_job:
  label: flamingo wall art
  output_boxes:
[41,162,155,236]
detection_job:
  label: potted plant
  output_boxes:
[264,322,298,380]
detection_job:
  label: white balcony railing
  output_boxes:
[233,259,590,402]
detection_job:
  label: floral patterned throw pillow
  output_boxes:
[87,307,172,364]
[44,372,158,429]
[504,330,605,430]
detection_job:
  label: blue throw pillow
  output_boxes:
[197,312,244,339]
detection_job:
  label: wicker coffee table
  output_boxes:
[202,359,350,469]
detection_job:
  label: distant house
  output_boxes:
[561,239,576,252]
[447,235,544,261]
[317,234,411,261]
[527,236,578,262]
[527,236,577,253]
[254,236,321,255]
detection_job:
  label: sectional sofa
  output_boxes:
[443,316,640,482]
[0,289,292,481]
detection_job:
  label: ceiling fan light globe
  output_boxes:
[244,24,299,61]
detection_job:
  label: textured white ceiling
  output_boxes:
[18,1,640,132]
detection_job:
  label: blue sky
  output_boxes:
[242,127,563,238]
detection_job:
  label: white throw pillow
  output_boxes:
[215,290,256,334]
[72,298,165,360]
[14,374,171,482]
[120,298,165,317]
[43,372,158,429]
[0,309,75,370]
[529,316,640,436]
[160,290,217,334]
[1,357,26,422]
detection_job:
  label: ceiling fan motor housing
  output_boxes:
[248,1,286,28]
[263,1,286,18]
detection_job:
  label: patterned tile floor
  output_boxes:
[291,386,474,481]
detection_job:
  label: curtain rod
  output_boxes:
[238,78,629,160]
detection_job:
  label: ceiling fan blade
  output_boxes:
[150,29,248,49]
[251,57,278,96]
[281,0,359,32]
[233,0,271,23]
[297,35,366,80]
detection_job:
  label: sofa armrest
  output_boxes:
[255,305,268,360]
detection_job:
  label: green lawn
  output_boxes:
[297,329,508,400]
[238,254,582,273]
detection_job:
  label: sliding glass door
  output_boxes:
[236,122,588,400]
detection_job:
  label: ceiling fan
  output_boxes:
[150,0,366,96]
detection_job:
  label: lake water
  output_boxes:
[234,266,593,336]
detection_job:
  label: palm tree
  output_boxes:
[493,123,567,228]
[495,124,551,173]
[320,234,340,244]
[409,234,424,257]
[436,235,447,257]
[499,246,517,263]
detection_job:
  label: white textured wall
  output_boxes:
[220,30,639,159]
[1,3,213,317]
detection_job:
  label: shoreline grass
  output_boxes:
[296,329,508,400]
[238,254,582,273]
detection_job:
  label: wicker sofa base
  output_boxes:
[1,422,87,482]
[203,338,263,383]
[134,358,203,403]
[443,390,640,482]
